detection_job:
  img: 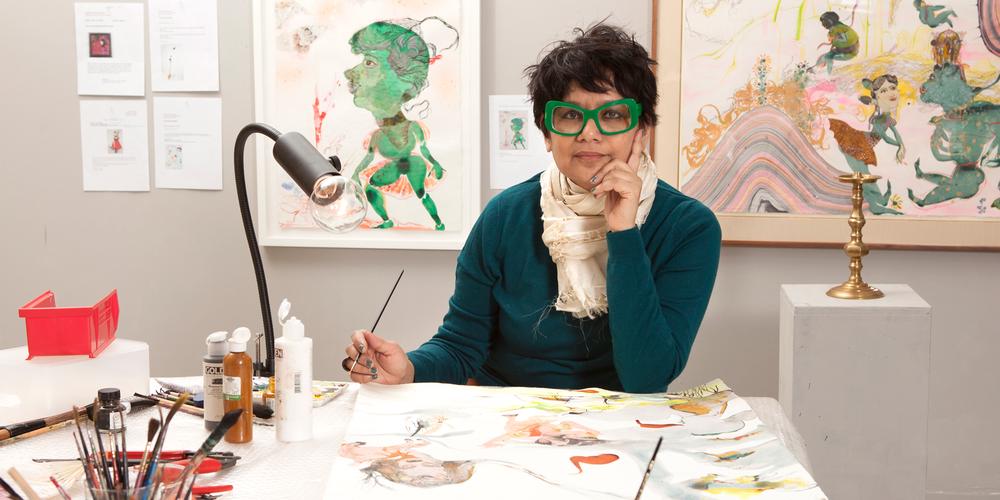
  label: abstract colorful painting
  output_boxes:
[324,381,825,499]
[664,0,1000,247]
[253,0,480,249]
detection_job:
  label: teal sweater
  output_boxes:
[407,174,721,393]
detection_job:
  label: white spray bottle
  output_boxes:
[275,299,313,442]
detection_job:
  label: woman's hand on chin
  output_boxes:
[592,130,644,232]
[343,330,415,384]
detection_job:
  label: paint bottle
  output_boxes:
[223,327,253,443]
[203,331,228,430]
[275,316,313,442]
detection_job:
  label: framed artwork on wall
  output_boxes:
[654,0,1000,250]
[253,0,480,249]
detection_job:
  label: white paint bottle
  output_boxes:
[275,315,313,442]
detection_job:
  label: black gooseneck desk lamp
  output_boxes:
[234,124,366,376]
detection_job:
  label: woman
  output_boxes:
[829,74,906,215]
[345,21,447,230]
[342,24,721,393]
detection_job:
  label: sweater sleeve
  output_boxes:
[605,201,721,393]
[406,198,501,384]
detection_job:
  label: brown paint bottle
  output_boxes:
[223,327,253,443]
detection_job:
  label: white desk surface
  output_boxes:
[0,382,811,499]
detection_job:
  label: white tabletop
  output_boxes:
[0,383,811,499]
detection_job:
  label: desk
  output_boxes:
[0,381,811,499]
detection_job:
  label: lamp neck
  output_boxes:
[234,123,282,377]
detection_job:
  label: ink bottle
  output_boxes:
[95,388,126,435]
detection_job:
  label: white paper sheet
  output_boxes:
[149,0,220,91]
[79,100,150,191]
[488,95,551,190]
[74,3,146,96]
[153,97,222,190]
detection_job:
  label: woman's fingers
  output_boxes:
[626,130,643,172]
[590,161,632,189]
[593,169,640,197]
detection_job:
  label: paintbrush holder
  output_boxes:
[0,339,149,423]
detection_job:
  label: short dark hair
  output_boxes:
[820,12,839,28]
[524,23,658,136]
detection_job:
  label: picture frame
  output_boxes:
[653,0,1000,250]
[253,0,481,249]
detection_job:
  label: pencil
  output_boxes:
[633,436,663,500]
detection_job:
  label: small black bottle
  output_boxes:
[95,388,126,435]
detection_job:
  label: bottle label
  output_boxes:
[204,363,224,397]
[109,412,123,430]
[223,376,242,401]
[294,372,302,394]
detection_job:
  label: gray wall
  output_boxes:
[0,1,996,498]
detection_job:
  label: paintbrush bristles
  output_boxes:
[147,418,160,442]
[175,408,244,491]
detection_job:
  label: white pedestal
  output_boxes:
[0,339,149,423]
[779,284,930,500]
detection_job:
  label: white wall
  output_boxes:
[0,1,996,498]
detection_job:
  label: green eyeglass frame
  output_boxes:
[543,98,642,136]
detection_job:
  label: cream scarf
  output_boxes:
[540,153,658,319]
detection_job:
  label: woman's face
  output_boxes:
[345,50,408,119]
[874,80,899,112]
[545,82,645,189]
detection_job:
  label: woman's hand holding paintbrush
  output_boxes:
[343,330,415,384]
[342,270,414,385]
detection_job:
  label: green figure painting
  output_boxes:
[345,21,451,230]
[510,117,527,149]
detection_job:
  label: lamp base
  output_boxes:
[826,281,885,300]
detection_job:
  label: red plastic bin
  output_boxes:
[17,289,119,360]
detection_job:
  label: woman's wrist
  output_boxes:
[608,223,636,232]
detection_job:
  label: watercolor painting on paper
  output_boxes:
[324,381,826,499]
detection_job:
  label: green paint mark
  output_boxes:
[795,0,805,40]
[772,0,782,22]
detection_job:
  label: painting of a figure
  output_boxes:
[679,0,1000,220]
[254,0,479,248]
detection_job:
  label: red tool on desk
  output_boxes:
[35,451,240,470]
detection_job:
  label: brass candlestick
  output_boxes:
[827,172,884,300]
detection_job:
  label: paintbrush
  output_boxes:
[0,399,154,443]
[135,393,204,417]
[5,468,39,500]
[346,269,404,377]
[70,407,100,493]
[0,474,22,500]
[118,408,128,490]
[90,400,113,489]
[633,436,663,500]
[142,392,189,487]
[48,476,70,500]
[176,409,244,499]
[70,430,99,497]
[132,419,160,491]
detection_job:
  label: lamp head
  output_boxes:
[271,131,366,233]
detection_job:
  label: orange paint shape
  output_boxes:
[671,402,710,415]
[635,419,681,429]
[569,454,619,473]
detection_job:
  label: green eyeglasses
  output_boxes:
[544,98,642,136]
